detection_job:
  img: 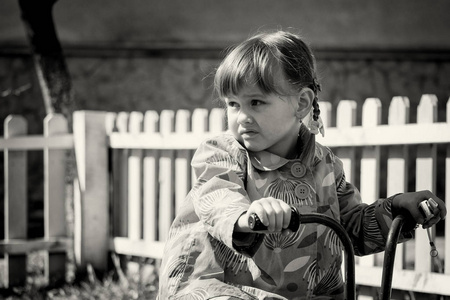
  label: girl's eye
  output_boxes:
[227,101,239,108]
[251,100,264,106]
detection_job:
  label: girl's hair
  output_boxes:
[214,30,321,120]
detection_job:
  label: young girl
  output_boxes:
[157,30,446,300]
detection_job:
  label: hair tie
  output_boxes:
[307,109,325,137]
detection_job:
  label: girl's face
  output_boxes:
[225,84,302,158]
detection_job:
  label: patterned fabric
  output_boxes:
[157,125,411,300]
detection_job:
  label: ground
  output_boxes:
[0,252,159,300]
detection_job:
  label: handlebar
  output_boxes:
[298,213,357,300]
[249,210,356,300]
[380,214,405,300]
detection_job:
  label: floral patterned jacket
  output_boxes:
[157,126,410,300]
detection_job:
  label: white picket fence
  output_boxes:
[2,94,450,298]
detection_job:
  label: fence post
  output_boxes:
[73,111,109,274]
[113,112,130,238]
[159,110,175,241]
[415,94,438,272]
[335,100,357,182]
[209,108,226,133]
[191,108,209,186]
[387,96,410,270]
[44,114,68,285]
[318,101,332,129]
[360,98,382,268]
[128,112,144,240]
[175,110,191,214]
[143,111,159,242]
[360,98,382,206]
[3,115,27,287]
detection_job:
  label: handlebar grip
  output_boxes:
[248,206,300,232]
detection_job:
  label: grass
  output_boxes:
[0,251,159,300]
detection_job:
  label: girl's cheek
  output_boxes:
[228,121,238,134]
[227,117,240,137]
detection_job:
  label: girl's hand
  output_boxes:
[392,190,446,229]
[235,197,293,235]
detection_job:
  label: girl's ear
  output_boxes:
[295,88,314,119]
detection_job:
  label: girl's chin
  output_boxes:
[242,142,265,152]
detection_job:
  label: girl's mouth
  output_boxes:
[241,130,258,138]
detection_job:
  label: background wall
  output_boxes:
[2,0,450,121]
[4,0,450,48]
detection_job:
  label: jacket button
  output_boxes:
[291,162,306,178]
[295,183,310,199]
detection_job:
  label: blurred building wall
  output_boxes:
[2,0,450,121]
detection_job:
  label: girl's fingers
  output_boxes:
[420,192,446,220]
[423,215,440,229]
[434,198,447,220]
[419,196,446,226]
[250,198,292,232]
[281,204,292,229]
[270,199,292,232]
[266,200,285,231]
[261,201,276,230]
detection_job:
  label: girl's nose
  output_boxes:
[237,109,254,124]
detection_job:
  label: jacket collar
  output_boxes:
[248,124,320,171]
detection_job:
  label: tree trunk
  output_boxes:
[18,0,75,127]
[18,0,78,285]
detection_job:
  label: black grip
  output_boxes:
[248,206,300,232]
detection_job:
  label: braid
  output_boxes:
[312,97,320,121]
[311,77,321,121]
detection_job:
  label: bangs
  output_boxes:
[214,40,288,99]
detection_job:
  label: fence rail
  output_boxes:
[1,94,450,298]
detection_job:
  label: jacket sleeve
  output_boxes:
[190,134,264,257]
[333,154,412,256]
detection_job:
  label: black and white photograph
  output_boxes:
[1,1,449,299]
